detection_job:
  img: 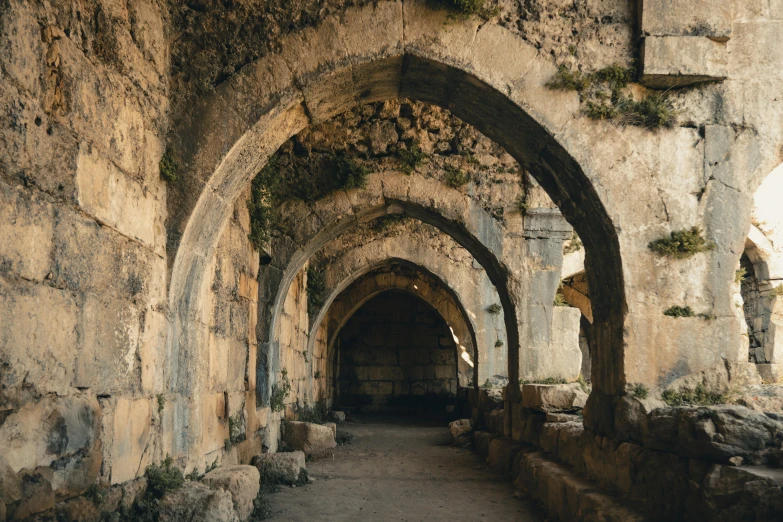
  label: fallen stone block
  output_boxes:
[487,438,522,477]
[323,422,337,439]
[474,431,495,460]
[201,465,260,521]
[159,482,239,522]
[283,421,336,458]
[328,411,346,423]
[449,419,474,439]
[252,451,306,485]
[522,383,588,413]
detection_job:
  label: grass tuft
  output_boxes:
[159,150,178,183]
[270,369,292,413]
[444,165,470,188]
[661,383,729,406]
[648,227,715,259]
[663,305,694,318]
[631,383,649,399]
[487,303,502,314]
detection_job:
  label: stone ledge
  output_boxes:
[513,449,644,522]
[640,36,727,88]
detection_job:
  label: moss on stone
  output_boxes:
[159,150,178,183]
[444,165,470,188]
[487,303,502,314]
[306,266,326,311]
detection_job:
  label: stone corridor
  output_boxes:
[266,417,542,522]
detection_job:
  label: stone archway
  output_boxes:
[164,1,625,460]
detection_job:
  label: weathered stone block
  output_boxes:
[449,419,474,439]
[473,431,495,459]
[641,36,727,88]
[201,465,260,521]
[0,182,54,281]
[0,277,79,396]
[159,482,239,522]
[487,438,522,477]
[252,451,305,485]
[283,421,336,458]
[638,0,732,40]
[109,397,152,485]
[522,383,588,413]
[328,411,346,423]
[76,147,164,253]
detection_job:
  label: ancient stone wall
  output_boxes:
[337,291,458,413]
[0,0,173,512]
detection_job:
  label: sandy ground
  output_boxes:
[267,416,542,521]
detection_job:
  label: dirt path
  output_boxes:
[267,416,542,522]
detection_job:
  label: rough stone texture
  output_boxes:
[449,419,474,439]
[328,411,346,423]
[522,384,589,413]
[159,482,239,522]
[283,421,336,458]
[641,36,728,87]
[201,465,260,521]
[252,451,306,485]
[3,1,783,519]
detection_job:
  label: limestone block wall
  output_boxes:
[0,0,170,509]
[336,292,458,413]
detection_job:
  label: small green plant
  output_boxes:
[554,293,569,307]
[398,142,426,174]
[487,303,502,314]
[536,377,568,385]
[515,194,528,214]
[228,414,243,444]
[270,369,292,412]
[547,65,591,91]
[735,267,747,284]
[697,312,717,321]
[631,383,649,400]
[84,484,105,506]
[296,401,328,424]
[563,231,583,254]
[186,467,201,481]
[772,286,783,297]
[664,305,694,318]
[482,379,492,389]
[444,165,470,188]
[156,394,165,414]
[495,339,504,347]
[159,149,178,182]
[576,374,590,394]
[648,227,715,259]
[146,454,184,499]
[301,350,308,363]
[205,458,219,474]
[306,266,326,311]
[224,438,232,451]
[547,64,676,130]
[329,154,368,190]
[371,214,407,232]
[661,383,728,406]
[314,370,322,379]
